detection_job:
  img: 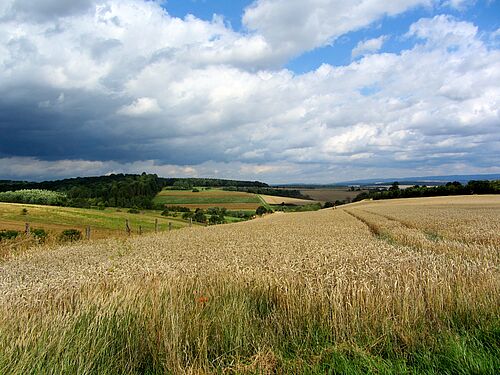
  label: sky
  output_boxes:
[0,0,499,183]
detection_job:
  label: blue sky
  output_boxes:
[165,0,500,72]
[0,0,499,182]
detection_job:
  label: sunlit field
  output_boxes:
[0,195,498,374]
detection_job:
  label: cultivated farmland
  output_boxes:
[153,188,263,210]
[259,194,315,205]
[0,195,498,373]
[299,187,369,203]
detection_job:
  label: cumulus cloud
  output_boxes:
[0,1,499,182]
[243,0,431,59]
[352,36,388,58]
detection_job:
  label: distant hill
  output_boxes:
[338,174,500,186]
[275,174,500,188]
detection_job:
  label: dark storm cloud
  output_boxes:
[0,1,499,182]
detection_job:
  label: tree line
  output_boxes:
[353,180,500,201]
[0,174,272,209]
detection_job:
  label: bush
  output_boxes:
[208,215,225,225]
[161,209,169,216]
[21,208,28,215]
[182,212,194,220]
[32,228,47,242]
[192,188,200,193]
[59,229,82,242]
[193,208,207,224]
[323,201,335,209]
[0,189,67,206]
[256,206,270,216]
[0,230,20,241]
[127,208,141,214]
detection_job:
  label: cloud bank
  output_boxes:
[0,0,499,182]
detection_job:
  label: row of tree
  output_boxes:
[353,180,500,201]
[161,178,268,190]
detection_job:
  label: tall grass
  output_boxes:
[0,196,499,373]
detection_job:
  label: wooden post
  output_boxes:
[168,222,172,231]
[155,218,158,233]
[85,226,91,240]
[125,219,131,235]
[25,222,30,235]
[189,218,192,227]
[138,225,142,235]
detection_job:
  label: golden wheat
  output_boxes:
[0,195,499,373]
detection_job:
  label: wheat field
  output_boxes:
[0,195,499,374]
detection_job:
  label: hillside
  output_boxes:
[1,195,499,373]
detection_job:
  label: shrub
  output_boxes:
[127,208,141,214]
[59,229,82,242]
[32,228,47,242]
[256,206,270,216]
[0,189,67,206]
[161,209,169,216]
[193,208,207,224]
[21,208,28,215]
[0,230,20,241]
[192,188,200,193]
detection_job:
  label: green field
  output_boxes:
[153,188,263,210]
[0,202,194,239]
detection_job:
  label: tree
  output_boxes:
[389,181,400,191]
[193,208,207,223]
[256,206,269,216]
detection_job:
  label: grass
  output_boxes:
[0,195,499,373]
[0,202,194,239]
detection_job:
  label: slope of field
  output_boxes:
[0,202,191,239]
[259,194,315,205]
[300,187,369,202]
[0,196,499,373]
[153,188,262,210]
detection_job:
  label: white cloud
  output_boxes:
[243,0,432,59]
[0,2,499,182]
[117,97,161,116]
[352,36,388,58]
[443,0,476,10]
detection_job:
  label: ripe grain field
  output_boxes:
[0,196,499,374]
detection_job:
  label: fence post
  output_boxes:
[155,218,158,233]
[25,222,30,235]
[125,219,131,235]
[85,226,91,240]
[138,225,142,235]
[189,218,192,227]
[168,222,172,231]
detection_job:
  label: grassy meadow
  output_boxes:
[0,195,499,374]
[0,202,194,250]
